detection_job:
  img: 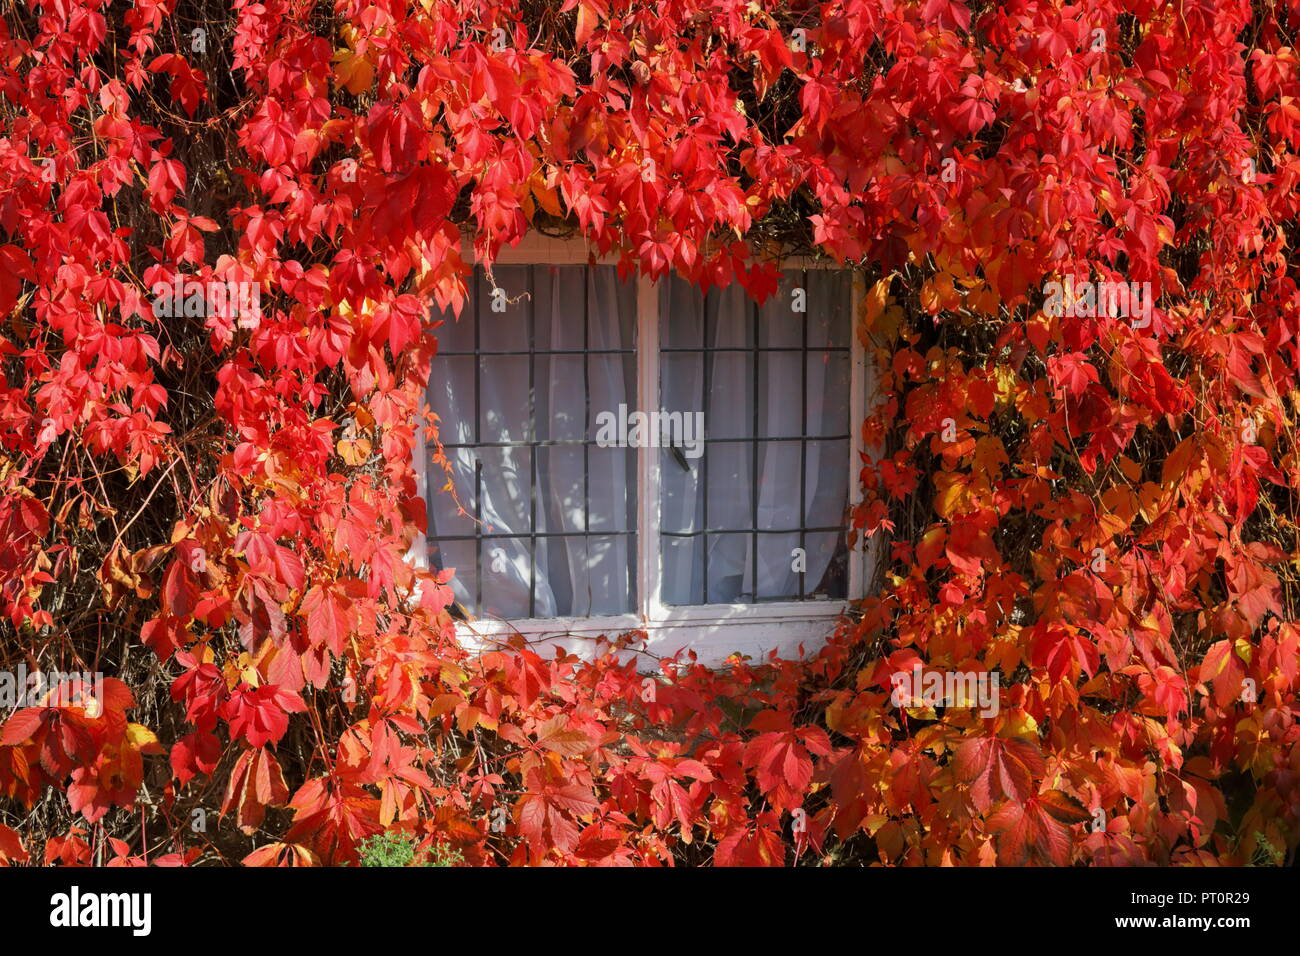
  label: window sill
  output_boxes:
[452,599,848,670]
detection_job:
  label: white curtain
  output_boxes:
[426,265,850,618]
[426,265,636,619]
[659,270,851,604]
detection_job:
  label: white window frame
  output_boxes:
[415,234,879,669]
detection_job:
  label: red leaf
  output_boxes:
[301,584,351,655]
[954,737,1044,813]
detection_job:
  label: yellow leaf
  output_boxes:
[933,471,969,519]
[920,272,959,314]
[337,437,372,465]
[440,661,468,685]
[862,274,893,328]
[529,169,563,217]
[1233,637,1254,665]
[126,723,163,755]
[332,48,374,95]
[862,814,888,836]
[993,365,1017,404]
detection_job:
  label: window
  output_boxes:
[424,264,638,620]
[657,271,853,606]
[413,237,873,667]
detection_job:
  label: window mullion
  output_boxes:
[636,274,661,619]
[848,271,867,600]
